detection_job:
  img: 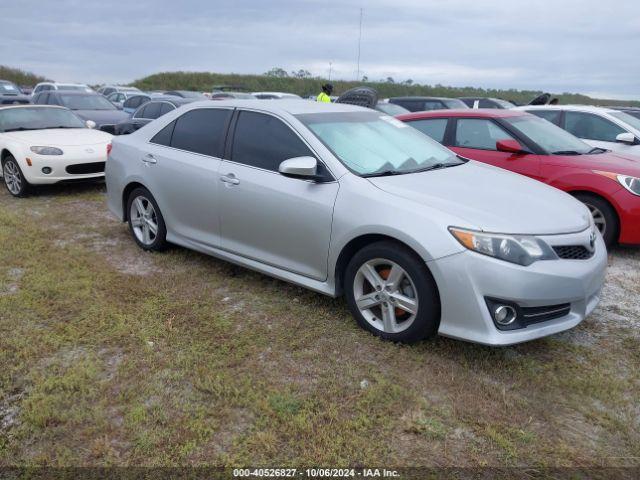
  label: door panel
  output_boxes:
[218,162,338,281]
[144,144,222,246]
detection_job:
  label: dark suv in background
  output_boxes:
[388,96,468,112]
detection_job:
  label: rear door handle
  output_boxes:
[142,153,157,164]
[220,174,240,185]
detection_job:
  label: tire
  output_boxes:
[126,187,168,251]
[344,241,440,343]
[1,155,30,197]
[573,193,618,248]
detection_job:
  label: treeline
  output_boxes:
[131,70,640,107]
[2,64,637,107]
[0,65,49,86]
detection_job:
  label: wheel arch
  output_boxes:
[121,181,149,221]
[333,233,438,297]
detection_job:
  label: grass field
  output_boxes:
[0,184,639,470]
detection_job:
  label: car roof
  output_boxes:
[396,109,528,121]
[0,104,67,111]
[48,90,99,96]
[182,99,369,115]
[146,96,194,105]
[390,96,460,101]
[516,104,618,114]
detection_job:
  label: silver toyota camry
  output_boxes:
[105,100,607,346]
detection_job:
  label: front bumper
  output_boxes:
[18,148,107,185]
[428,230,607,346]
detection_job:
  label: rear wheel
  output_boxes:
[573,193,618,248]
[126,187,167,251]
[344,241,440,343]
[2,155,30,197]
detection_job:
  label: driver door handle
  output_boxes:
[220,174,240,185]
[142,153,157,164]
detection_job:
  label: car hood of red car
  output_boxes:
[368,160,591,235]
[546,151,640,177]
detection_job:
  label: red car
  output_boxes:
[397,109,640,247]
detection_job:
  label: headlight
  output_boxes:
[449,227,556,266]
[30,146,63,155]
[618,175,640,196]
[594,170,640,196]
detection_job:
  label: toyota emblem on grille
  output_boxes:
[589,231,597,250]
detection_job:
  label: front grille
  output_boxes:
[521,303,571,325]
[553,245,594,260]
[65,162,105,175]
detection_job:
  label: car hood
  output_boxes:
[2,128,112,146]
[547,151,640,177]
[73,110,130,125]
[367,161,591,235]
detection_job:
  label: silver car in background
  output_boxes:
[105,100,607,346]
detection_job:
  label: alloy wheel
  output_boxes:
[585,203,606,237]
[353,258,419,334]
[130,195,159,246]
[3,160,22,195]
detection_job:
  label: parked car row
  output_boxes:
[2,86,639,349]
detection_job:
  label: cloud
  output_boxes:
[0,0,638,99]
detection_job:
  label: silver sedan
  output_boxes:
[105,100,607,346]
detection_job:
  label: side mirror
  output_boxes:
[85,120,96,129]
[278,156,318,180]
[496,139,525,154]
[616,132,636,145]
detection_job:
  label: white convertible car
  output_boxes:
[0,105,112,197]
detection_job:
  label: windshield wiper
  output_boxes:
[587,147,607,154]
[362,170,405,178]
[413,162,463,173]
[552,150,582,155]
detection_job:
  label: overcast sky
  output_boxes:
[1,0,638,99]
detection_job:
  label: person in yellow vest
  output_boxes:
[316,83,333,103]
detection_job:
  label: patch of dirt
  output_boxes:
[0,393,22,431]
[0,267,24,296]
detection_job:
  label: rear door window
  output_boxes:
[454,118,515,150]
[564,111,625,142]
[143,102,162,120]
[407,118,448,143]
[159,103,175,116]
[169,108,231,157]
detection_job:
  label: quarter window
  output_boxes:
[528,110,561,125]
[231,111,313,171]
[150,121,175,146]
[170,108,231,157]
[143,102,162,120]
[454,118,515,150]
[159,103,175,115]
[564,112,625,142]
[407,118,448,143]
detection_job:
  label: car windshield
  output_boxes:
[0,107,85,132]
[59,94,116,110]
[375,103,409,115]
[610,111,640,132]
[297,111,463,176]
[0,81,21,94]
[503,115,593,155]
[442,99,469,109]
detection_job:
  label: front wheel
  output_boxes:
[344,241,440,343]
[2,155,30,197]
[573,193,618,248]
[126,187,168,251]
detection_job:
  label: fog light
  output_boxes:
[42,167,52,174]
[494,305,517,325]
